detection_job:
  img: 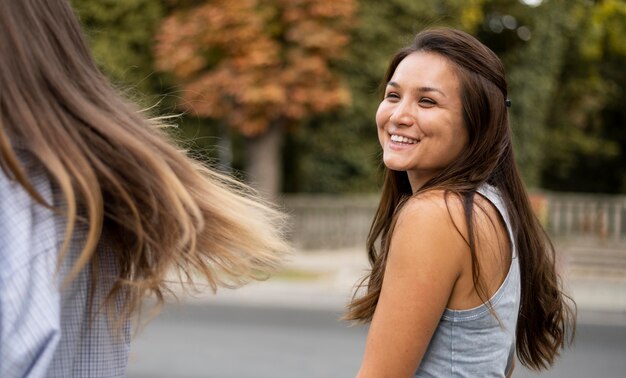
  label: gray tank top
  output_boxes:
[415,185,521,377]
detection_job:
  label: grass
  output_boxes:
[270,268,327,281]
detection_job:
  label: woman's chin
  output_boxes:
[382,157,411,172]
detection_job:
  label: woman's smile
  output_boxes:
[390,133,419,144]
[388,133,420,150]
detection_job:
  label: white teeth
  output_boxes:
[390,134,418,144]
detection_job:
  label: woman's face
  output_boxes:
[376,51,468,190]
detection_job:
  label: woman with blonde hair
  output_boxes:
[0,0,289,376]
[346,28,575,377]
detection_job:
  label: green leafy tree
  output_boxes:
[70,0,165,98]
[541,0,626,193]
[474,0,572,188]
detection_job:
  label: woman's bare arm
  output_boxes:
[356,193,468,378]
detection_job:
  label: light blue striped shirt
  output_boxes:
[0,151,130,377]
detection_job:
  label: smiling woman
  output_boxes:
[377,52,467,190]
[345,28,575,378]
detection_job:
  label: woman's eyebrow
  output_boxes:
[387,81,446,97]
[417,86,446,97]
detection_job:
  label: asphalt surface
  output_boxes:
[127,304,367,378]
[126,303,626,378]
[126,248,626,377]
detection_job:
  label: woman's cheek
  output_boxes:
[377,102,395,129]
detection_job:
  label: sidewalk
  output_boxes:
[179,248,626,325]
[181,248,368,311]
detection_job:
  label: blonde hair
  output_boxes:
[0,0,289,325]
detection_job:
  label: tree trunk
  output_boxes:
[217,121,232,174]
[245,120,284,199]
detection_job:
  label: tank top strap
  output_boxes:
[476,184,517,259]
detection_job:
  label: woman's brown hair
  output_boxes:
[0,0,289,326]
[345,28,575,370]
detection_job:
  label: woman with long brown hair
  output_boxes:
[0,0,289,376]
[345,28,575,377]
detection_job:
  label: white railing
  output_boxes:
[280,192,626,250]
[281,195,378,250]
[544,193,626,245]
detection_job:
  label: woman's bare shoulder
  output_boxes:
[388,190,469,274]
[397,189,469,241]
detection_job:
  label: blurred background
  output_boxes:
[70,0,625,376]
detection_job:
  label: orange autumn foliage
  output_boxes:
[155,0,355,136]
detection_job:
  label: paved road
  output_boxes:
[515,314,626,378]
[127,303,626,378]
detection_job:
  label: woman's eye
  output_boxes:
[419,98,436,106]
[385,92,400,100]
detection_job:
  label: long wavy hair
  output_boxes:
[345,28,575,370]
[0,0,289,327]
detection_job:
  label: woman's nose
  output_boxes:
[389,101,415,127]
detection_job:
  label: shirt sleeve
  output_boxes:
[0,168,61,378]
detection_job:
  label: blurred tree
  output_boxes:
[71,0,626,194]
[70,0,164,98]
[474,0,571,188]
[540,0,626,193]
[464,0,626,193]
[154,0,355,198]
